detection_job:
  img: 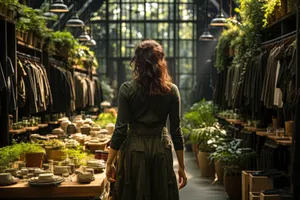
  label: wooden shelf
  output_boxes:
[264,11,296,30]
[243,126,265,133]
[9,129,26,135]
[226,119,244,125]
[277,140,292,147]
[38,124,48,128]
[256,131,274,137]
[17,40,42,52]
[25,126,39,132]
[0,14,15,24]
[267,135,291,141]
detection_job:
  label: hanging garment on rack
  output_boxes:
[93,77,103,106]
[19,59,52,115]
[50,65,75,114]
[7,57,16,113]
[74,73,88,110]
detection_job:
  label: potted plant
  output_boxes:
[62,146,92,167]
[182,100,217,159]
[39,139,66,161]
[21,143,46,168]
[210,139,256,200]
[47,31,77,58]
[190,124,226,177]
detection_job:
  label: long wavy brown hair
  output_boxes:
[131,40,172,95]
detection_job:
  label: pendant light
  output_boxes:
[85,16,96,46]
[50,0,69,13]
[78,27,91,42]
[200,0,215,41]
[210,0,226,27]
[66,0,84,27]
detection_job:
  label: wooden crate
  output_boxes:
[249,174,273,193]
[260,193,280,200]
[242,171,259,200]
[250,192,260,200]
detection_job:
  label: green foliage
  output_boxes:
[189,124,227,153]
[37,139,65,149]
[262,0,281,27]
[16,5,50,39]
[0,142,45,169]
[47,31,78,55]
[62,146,92,166]
[101,80,115,102]
[95,113,117,128]
[72,45,99,68]
[210,138,256,175]
[215,23,240,72]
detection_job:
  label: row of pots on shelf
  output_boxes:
[191,144,241,200]
[16,31,43,49]
[0,3,17,21]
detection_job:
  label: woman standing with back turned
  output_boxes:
[106,39,187,200]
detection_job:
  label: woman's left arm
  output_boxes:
[106,83,130,181]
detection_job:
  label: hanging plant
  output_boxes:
[262,0,281,27]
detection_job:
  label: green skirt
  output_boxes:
[113,127,179,200]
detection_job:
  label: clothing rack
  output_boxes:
[17,51,40,62]
[49,58,66,67]
[262,30,297,46]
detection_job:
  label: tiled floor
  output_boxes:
[173,151,229,200]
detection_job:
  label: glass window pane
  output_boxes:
[179,59,193,74]
[93,23,106,39]
[178,4,193,20]
[132,23,144,39]
[145,23,158,38]
[108,40,120,57]
[145,2,159,20]
[108,4,121,20]
[178,23,193,39]
[179,41,193,57]
[179,74,193,88]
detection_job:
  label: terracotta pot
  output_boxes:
[214,160,224,183]
[25,153,44,168]
[224,175,241,200]
[285,121,294,136]
[46,149,65,161]
[197,151,214,177]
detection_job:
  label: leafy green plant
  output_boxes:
[0,142,45,169]
[210,138,256,175]
[263,0,281,27]
[189,124,227,153]
[62,146,92,166]
[47,31,78,56]
[95,113,117,127]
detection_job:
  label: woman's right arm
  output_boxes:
[169,84,187,189]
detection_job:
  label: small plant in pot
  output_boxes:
[210,139,256,200]
[182,100,217,158]
[21,143,46,168]
[38,139,66,161]
[190,124,226,177]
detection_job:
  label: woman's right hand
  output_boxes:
[106,164,116,182]
[178,166,187,189]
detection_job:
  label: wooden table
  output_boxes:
[0,173,108,199]
[9,129,26,135]
[48,121,60,125]
[256,131,274,137]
